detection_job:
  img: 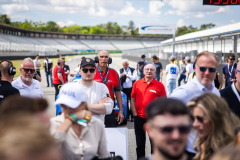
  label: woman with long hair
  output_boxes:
[187,93,240,160]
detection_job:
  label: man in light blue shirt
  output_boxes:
[170,51,220,159]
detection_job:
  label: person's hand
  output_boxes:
[133,112,138,116]
[160,78,162,82]
[120,73,125,77]
[73,110,92,121]
[117,112,124,124]
[99,97,110,104]
[126,75,129,78]
[231,79,236,82]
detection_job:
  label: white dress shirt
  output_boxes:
[118,67,137,89]
[12,76,44,98]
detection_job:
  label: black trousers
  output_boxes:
[53,84,62,100]
[105,109,116,128]
[36,69,41,77]
[122,88,133,118]
[134,115,153,159]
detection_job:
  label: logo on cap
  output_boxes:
[86,59,90,62]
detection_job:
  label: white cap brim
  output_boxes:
[55,95,81,109]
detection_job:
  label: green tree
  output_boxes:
[128,20,135,35]
[0,14,11,25]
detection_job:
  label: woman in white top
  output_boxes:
[50,82,110,160]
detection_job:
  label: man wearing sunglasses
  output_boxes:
[12,58,44,98]
[78,58,114,123]
[142,98,190,160]
[221,62,240,118]
[170,51,220,159]
[223,53,237,87]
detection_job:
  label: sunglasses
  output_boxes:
[229,58,235,61]
[82,68,95,73]
[199,67,216,73]
[22,68,35,73]
[151,123,191,135]
[190,115,207,123]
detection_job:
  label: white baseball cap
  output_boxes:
[185,56,190,61]
[55,83,87,109]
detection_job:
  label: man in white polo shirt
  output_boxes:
[12,57,44,98]
[166,56,179,96]
[77,58,113,123]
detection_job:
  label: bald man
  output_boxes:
[93,50,124,127]
[0,60,19,104]
[131,64,166,159]
[221,61,240,118]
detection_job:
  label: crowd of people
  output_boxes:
[0,50,240,160]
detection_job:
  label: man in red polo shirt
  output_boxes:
[93,50,124,127]
[131,64,166,159]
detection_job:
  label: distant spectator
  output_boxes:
[214,72,223,90]
[12,58,44,98]
[33,55,41,76]
[52,59,66,100]
[61,57,70,82]
[137,55,147,79]
[43,56,53,87]
[184,56,194,82]
[223,53,237,87]
[151,55,163,82]
[0,60,20,104]
[178,57,186,86]
[166,56,179,96]
[0,113,60,160]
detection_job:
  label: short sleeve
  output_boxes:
[166,65,169,73]
[159,83,167,97]
[159,63,162,70]
[66,65,70,70]
[57,66,62,73]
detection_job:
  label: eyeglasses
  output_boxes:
[151,123,191,135]
[144,68,155,72]
[190,115,207,123]
[199,66,216,73]
[22,68,35,73]
[82,68,95,73]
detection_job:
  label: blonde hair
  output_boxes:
[187,93,240,160]
[211,147,240,160]
[0,113,56,159]
[195,51,220,64]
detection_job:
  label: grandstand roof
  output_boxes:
[161,22,240,44]
[0,23,168,39]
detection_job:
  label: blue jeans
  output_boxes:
[45,71,53,86]
[138,72,144,80]
[178,73,186,86]
[167,79,176,97]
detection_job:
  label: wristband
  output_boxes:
[78,119,87,123]
[70,113,77,121]
[119,111,123,113]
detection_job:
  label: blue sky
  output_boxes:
[0,0,239,29]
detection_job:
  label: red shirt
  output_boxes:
[52,65,66,84]
[93,67,121,100]
[131,78,166,118]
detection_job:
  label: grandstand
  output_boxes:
[0,23,168,57]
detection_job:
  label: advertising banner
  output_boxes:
[139,24,175,35]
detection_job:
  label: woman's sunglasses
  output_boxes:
[82,68,95,73]
[190,115,207,123]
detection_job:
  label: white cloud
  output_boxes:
[230,20,236,23]
[119,1,143,15]
[88,6,109,17]
[177,19,185,27]
[2,4,29,14]
[149,1,165,15]
[166,0,230,18]
[57,20,75,27]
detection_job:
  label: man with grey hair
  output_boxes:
[93,50,124,127]
[131,64,166,159]
[118,59,137,122]
[12,57,44,98]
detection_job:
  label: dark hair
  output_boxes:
[141,55,146,58]
[0,96,48,115]
[36,55,39,57]
[228,53,235,58]
[146,98,188,120]
[182,57,185,60]
[152,55,158,60]
[81,57,86,60]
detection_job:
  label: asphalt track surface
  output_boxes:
[40,54,168,160]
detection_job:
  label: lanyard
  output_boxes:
[231,83,240,103]
[228,63,234,77]
[97,65,109,85]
